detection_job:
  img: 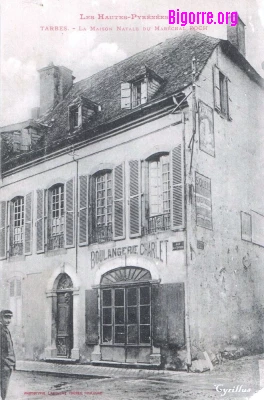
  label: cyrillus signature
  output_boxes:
[214,384,251,396]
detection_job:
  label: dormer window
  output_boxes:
[69,105,81,131]
[68,96,101,131]
[132,79,147,108]
[121,66,163,110]
[72,107,79,128]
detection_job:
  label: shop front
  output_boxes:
[86,261,186,366]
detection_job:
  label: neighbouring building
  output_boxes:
[0,25,264,369]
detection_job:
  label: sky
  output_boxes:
[0,0,264,126]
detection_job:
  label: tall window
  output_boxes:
[219,71,228,116]
[147,154,170,233]
[48,184,64,250]
[90,171,113,243]
[10,197,24,256]
[213,65,230,120]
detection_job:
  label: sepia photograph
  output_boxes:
[0,0,264,398]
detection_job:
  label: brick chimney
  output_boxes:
[38,63,75,116]
[227,16,246,57]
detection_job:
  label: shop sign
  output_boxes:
[195,172,213,230]
[90,239,169,269]
[172,241,184,251]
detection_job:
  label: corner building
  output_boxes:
[1,25,264,369]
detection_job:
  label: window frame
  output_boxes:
[132,79,143,108]
[213,65,231,120]
[10,196,25,256]
[144,152,171,234]
[47,183,65,250]
[90,170,113,244]
[69,104,81,131]
[101,284,152,347]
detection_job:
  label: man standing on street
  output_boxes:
[0,310,15,400]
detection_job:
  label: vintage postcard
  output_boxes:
[0,0,264,399]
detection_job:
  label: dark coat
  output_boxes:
[0,323,16,370]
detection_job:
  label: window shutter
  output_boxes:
[88,175,95,244]
[85,289,99,345]
[152,284,167,346]
[121,82,132,109]
[213,65,221,112]
[24,192,33,255]
[171,145,185,230]
[141,78,148,104]
[152,283,185,347]
[8,201,13,255]
[166,283,185,346]
[227,78,232,121]
[65,178,75,248]
[79,175,88,246]
[78,105,82,127]
[0,201,7,260]
[113,163,125,240]
[129,160,141,238]
[36,189,45,253]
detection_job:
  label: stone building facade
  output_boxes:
[0,25,264,369]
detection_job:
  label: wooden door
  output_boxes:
[56,291,73,357]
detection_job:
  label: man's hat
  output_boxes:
[0,310,13,317]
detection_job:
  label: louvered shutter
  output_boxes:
[65,178,75,248]
[85,289,99,345]
[152,283,185,347]
[88,175,95,245]
[36,189,45,253]
[141,78,148,104]
[121,82,132,109]
[79,175,88,246]
[8,201,13,255]
[113,163,125,240]
[213,65,221,112]
[24,192,33,255]
[129,160,141,238]
[171,145,185,230]
[0,201,7,260]
[227,78,232,121]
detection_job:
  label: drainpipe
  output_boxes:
[183,111,192,370]
[0,133,2,182]
[74,158,79,274]
[69,148,79,274]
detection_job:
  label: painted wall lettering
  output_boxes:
[90,240,169,268]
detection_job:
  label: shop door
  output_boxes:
[101,285,152,363]
[56,291,73,357]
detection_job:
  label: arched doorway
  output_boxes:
[56,273,73,358]
[100,266,152,363]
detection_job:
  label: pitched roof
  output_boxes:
[38,31,220,142]
[3,30,264,172]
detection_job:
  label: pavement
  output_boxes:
[16,360,184,378]
[8,355,264,400]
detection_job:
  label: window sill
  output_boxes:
[100,343,151,347]
[45,248,67,257]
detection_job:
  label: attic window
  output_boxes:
[69,105,81,130]
[68,97,100,131]
[121,66,163,110]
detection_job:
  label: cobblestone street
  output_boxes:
[6,355,263,400]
